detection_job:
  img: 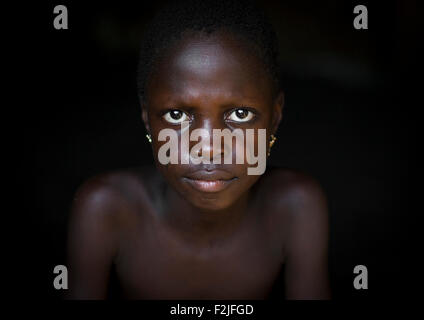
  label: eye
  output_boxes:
[163,110,189,124]
[227,108,255,122]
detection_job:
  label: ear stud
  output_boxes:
[268,134,277,156]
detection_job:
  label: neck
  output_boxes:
[160,182,253,246]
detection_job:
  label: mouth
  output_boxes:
[183,177,237,193]
[182,169,237,193]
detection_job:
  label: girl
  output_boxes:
[67,0,330,299]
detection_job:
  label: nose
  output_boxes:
[190,118,229,163]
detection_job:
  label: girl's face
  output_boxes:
[143,31,283,210]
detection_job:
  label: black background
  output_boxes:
[15,0,417,300]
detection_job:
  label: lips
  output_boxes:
[183,169,237,193]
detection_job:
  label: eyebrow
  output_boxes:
[159,102,262,113]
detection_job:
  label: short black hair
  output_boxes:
[137,0,281,103]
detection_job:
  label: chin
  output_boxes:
[188,195,235,211]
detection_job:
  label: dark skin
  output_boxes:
[66,31,330,299]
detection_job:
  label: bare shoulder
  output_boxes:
[260,168,331,299]
[67,167,157,298]
[260,167,328,216]
[69,166,158,231]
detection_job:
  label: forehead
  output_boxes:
[147,32,274,106]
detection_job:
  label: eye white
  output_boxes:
[163,110,189,124]
[228,109,254,122]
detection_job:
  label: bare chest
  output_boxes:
[114,216,285,299]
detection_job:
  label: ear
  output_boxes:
[140,98,151,134]
[271,91,284,135]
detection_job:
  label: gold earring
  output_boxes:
[268,134,277,156]
[146,134,152,143]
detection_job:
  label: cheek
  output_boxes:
[157,163,182,180]
[239,168,261,186]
